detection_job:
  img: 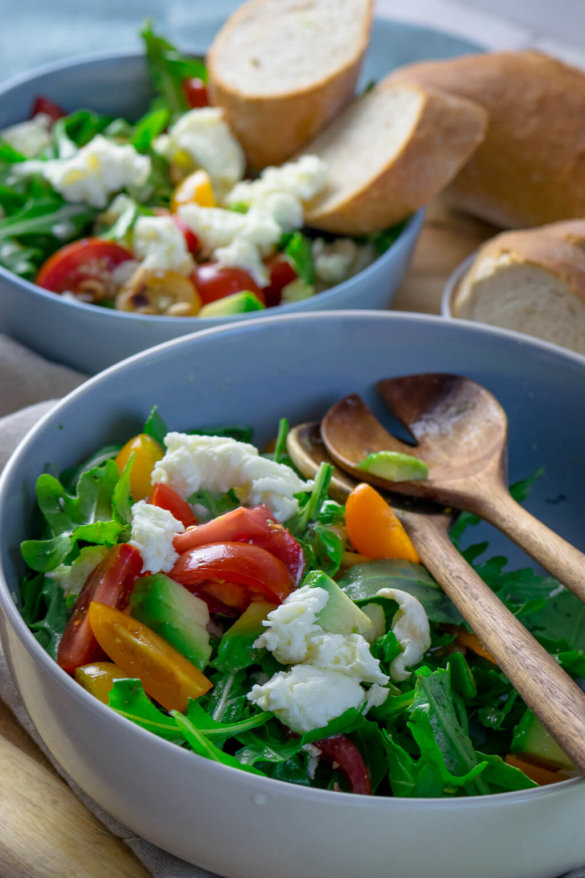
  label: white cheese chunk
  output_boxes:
[151,432,313,522]
[247,665,366,733]
[133,215,194,274]
[376,587,431,681]
[305,633,389,684]
[1,113,52,157]
[226,155,327,208]
[157,107,245,194]
[16,135,151,208]
[129,500,185,574]
[254,585,329,664]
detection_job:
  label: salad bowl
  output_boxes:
[1,310,585,878]
[0,15,483,374]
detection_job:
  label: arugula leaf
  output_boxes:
[0,198,97,243]
[278,231,314,285]
[339,559,463,625]
[475,751,538,791]
[202,669,253,724]
[380,729,418,797]
[143,406,168,447]
[172,710,266,775]
[19,573,69,658]
[0,139,27,163]
[235,725,304,766]
[108,679,183,742]
[141,20,208,118]
[187,425,255,443]
[131,107,171,153]
[0,239,43,279]
[186,700,271,742]
[51,109,115,155]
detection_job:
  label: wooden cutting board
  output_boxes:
[0,201,498,878]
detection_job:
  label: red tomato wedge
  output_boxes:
[264,253,297,308]
[57,544,143,675]
[192,263,265,306]
[313,735,372,795]
[148,483,198,528]
[174,505,305,585]
[36,238,134,301]
[182,78,210,108]
[31,95,66,123]
[170,541,295,606]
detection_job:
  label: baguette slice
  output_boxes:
[452,222,585,355]
[299,82,487,235]
[387,51,585,229]
[207,0,373,170]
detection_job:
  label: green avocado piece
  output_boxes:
[130,573,211,670]
[199,291,265,317]
[357,450,428,482]
[305,570,373,639]
[214,600,277,672]
[511,709,574,771]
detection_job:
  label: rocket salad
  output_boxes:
[0,24,402,318]
[19,408,582,797]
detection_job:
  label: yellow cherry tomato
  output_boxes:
[88,602,213,712]
[74,661,130,705]
[115,433,164,500]
[171,169,216,212]
[345,482,420,562]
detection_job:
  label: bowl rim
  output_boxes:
[0,46,424,326]
[1,308,583,808]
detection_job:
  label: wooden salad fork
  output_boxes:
[287,421,585,778]
[320,373,585,602]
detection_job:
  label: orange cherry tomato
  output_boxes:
[74,661,131,705]
[171,169,215,212]
[345,482,420,562]
[87,602,212,712]
[505,754,566,786]
[115,433,164,500]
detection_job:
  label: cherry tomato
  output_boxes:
[87,602,212,712]
[174,505,305,585]
[36,238,134,303]
[314,735,372,795]
[149,483,198,528]
[182,78,210,108]
[170,541,295,607]
[192,262,265,306]
[115,433,164,501]
[31,95,66,123]
[74,661,131,705]
[264,253,297,307]
[57,544,143,675]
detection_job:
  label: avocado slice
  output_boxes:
[357,450,428,482]
[214,600,277,672]
[130,573,211,670]
[199,291,265,317]
[511,709,574,771]
[305,570,374,639]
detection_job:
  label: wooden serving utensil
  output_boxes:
[320,374,585,602]
[287,421,585,778]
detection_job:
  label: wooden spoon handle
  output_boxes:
[401,510,585,776]
[472,484,585,602]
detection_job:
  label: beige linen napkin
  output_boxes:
[0,335,220,878]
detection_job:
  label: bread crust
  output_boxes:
[207,0,373,170]
[387,51,585,229]
[453,226,585,316]
[302,84,487,235]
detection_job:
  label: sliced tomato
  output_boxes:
[170,541,295,607]
[36,238,134,303]
[174,505,305,585]
[192,262,265,306]
[313,734,372,795]
[31,95,66,123]
[57,544,143,675]
[182,78,210,109]
[149,483,198,528]
[264,253,297,308]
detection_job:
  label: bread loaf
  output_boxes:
[299,82,487,235]
[387,51,585,229]
[451,221,585,355]
[207,0,373,170]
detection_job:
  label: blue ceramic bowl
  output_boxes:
[1,311,585,878]
[0,17,482,374]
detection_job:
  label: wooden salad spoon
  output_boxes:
[320,374,585,602]
[287,421,585,778]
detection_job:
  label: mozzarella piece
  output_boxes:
[305,632,389,684]
[247,665,366,733]
[157,107,245,194]
[313,238,359,285]
[376,587,431,681]
[129,500,185,574]
[151,432,313,522]
[254,585,329,664]
[178,204,247,252]
[226,155,327,208]
[1,113,52,157]
[133,215,194,274]
[17,135,151,208]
